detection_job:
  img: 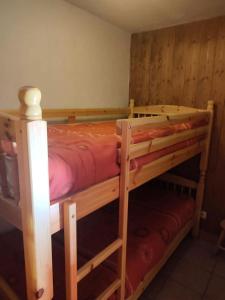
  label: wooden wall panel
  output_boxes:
[129,16,225,233]
[130,33,152,105]
[171,25,187,105]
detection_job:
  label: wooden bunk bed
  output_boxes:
[0,86,213,300]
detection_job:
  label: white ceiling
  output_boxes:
[67,0,225,32]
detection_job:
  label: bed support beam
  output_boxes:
[193,100,214,237]
[16,87,53,300]
[159,173,198,190]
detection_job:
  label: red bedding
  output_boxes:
[1,117,208,200]
[0,185,194,300]
[48,119,207,200]
[48,122,120,200]
[75,184,194,298]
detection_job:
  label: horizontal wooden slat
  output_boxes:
[129,141,206,190]
[7,104,204,119]
[133,105,205,115]
[130,126,208,159]
[158,173,198,189]
[43,108,129,119]
[50,176,119,234]
[2,108,130,118]
[96,279,121,300]
[77,239,122,282]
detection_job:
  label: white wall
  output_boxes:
[0,0,130,232]
[0,0,130,109]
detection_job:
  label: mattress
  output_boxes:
[76,184,194,298]
[0,184,195,300]
[0,117,208,200]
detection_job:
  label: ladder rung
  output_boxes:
[77,238,123,282]
[96,279,121,300]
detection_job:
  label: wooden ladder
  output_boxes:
[64,199,128,300]
[63,120,131,300]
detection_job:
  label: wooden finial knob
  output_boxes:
[18,86,42,120]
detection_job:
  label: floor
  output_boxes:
[140,233,225,300]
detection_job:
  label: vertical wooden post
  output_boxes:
[117,120,131,300]
[16,87,53,300]
[193,100,214,237]
[64,202,77,300]
[129,99,135,118]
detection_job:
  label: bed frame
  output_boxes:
[0,87,214,300]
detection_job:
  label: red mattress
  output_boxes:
[1,117,208,200]
[0,184,194,299]
[75,184,194,298]
[48,118,207,200]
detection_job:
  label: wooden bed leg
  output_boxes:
[64,202,77,300]
[192,100,214,238]
[129,99,135,118]
[16,87,53,300]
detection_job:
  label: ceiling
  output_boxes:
[67,0,225,32]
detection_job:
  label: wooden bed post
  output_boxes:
[16,87,53,300]
[193,100,214,237]
[129,99,135,118]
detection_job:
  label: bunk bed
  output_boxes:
[0,86,213,300]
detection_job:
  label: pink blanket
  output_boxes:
[48,119,207,200]
[1,118,208,200]
[48,122,120,200]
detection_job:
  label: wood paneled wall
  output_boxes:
[129,16,225,233]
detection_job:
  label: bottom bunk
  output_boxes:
[0,181,195,300]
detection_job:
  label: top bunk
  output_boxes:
[0,87,214,234]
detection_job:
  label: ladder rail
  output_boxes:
[64,202,78,300]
